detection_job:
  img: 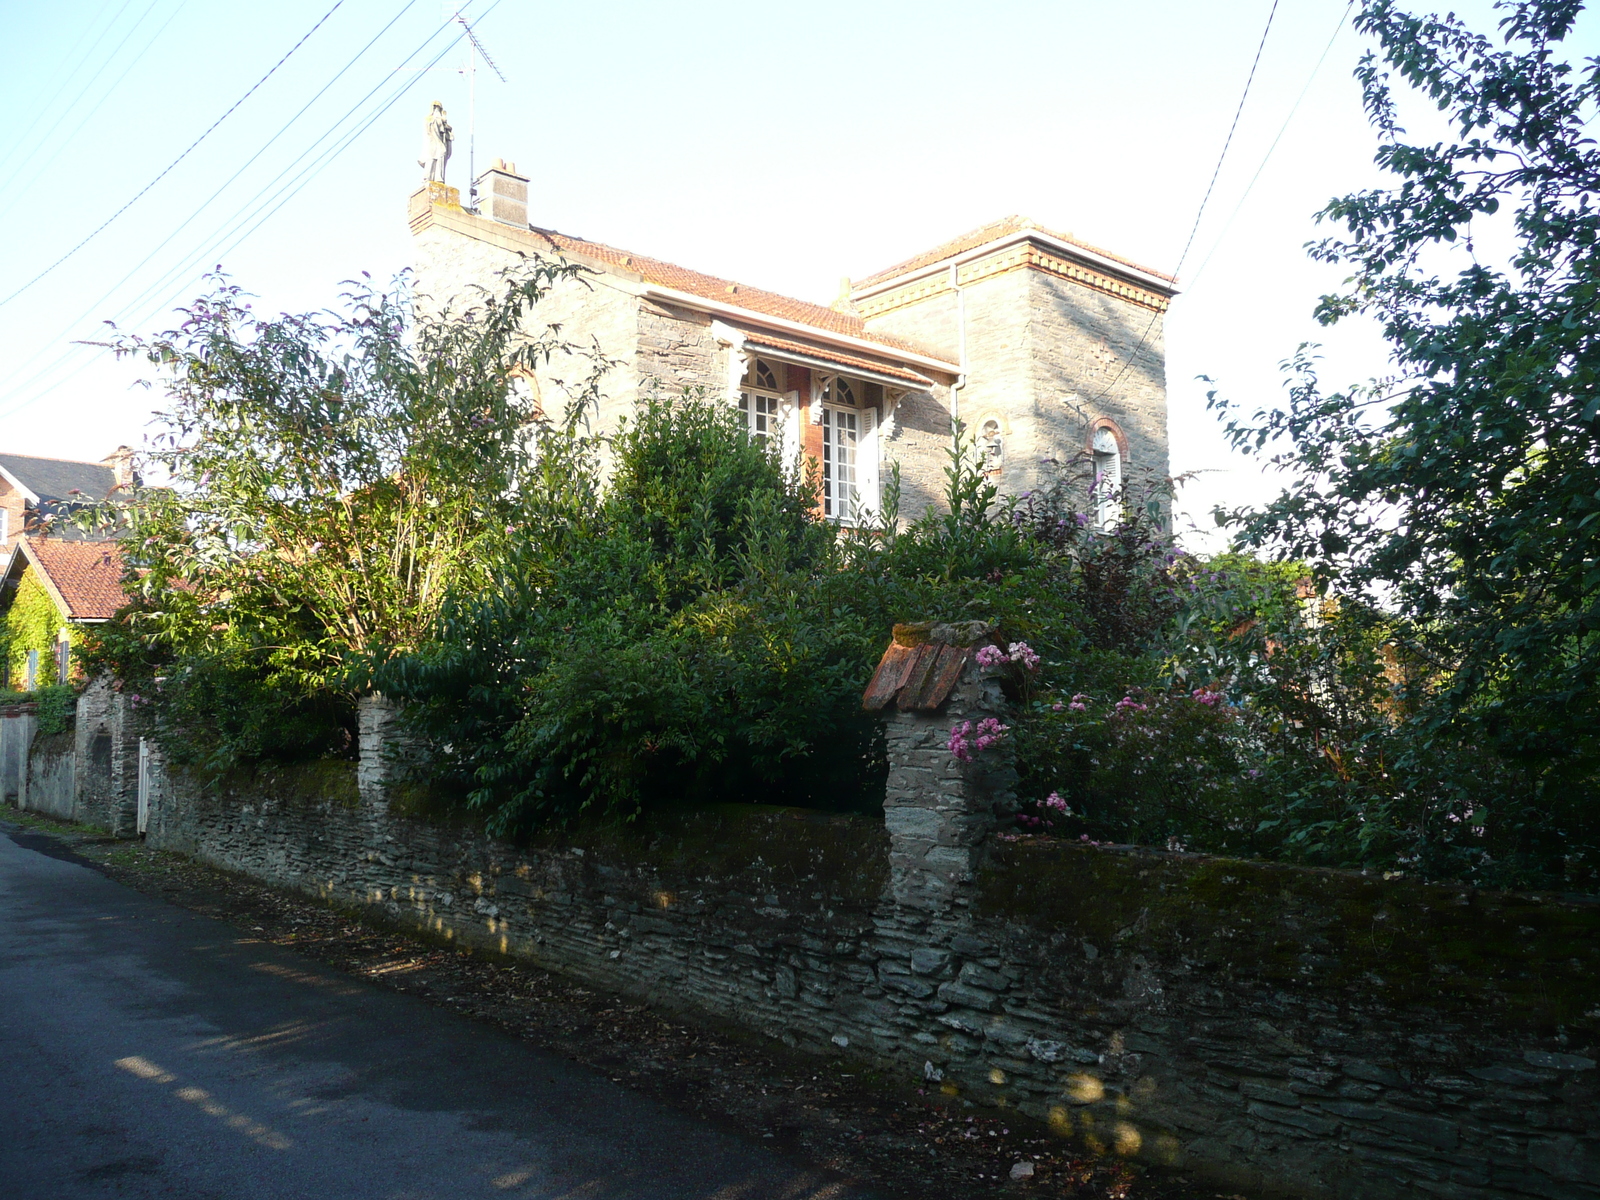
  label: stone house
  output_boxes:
[0,449,135,571]
[0,537,125,690]
[410,168,1176,525]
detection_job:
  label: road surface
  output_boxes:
[0,821,868,1199]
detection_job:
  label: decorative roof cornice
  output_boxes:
[856,233,1174,320]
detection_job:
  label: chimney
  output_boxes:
[101,446,137,490]
[476,158,528,228]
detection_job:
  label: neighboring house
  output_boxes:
[410,166,1175,526]
[0,537,126,691]
[0,448,136,570]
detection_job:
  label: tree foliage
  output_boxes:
[1211,0,1600,785]
[83,264,604,771]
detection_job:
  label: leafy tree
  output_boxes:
[84,264,603,770]
[1211,1,1600,809]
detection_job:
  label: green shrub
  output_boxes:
[32,684,78,736]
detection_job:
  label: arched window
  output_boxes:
[739,357,785,443]
[822,375,856,407]
[1092,426,1122,530]
[745,357,781,392]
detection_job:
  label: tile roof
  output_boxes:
[0,454,118,504]
[738,331,936,388]
[22,537,127,620]
[862,621,1002,712]
[524,227,954,365]
[853,215,1177,291]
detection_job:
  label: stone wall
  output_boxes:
[72,675,142,835]
[126,654,1600,1200]
[21,730,73,819]
[862,260,1170,518]
[411,218,644,436]
[0,706,35,803]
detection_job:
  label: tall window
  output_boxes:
[25,649,38,691]
[822,407,859,521]
[1091,427,1122,530]
[739,357,784,445]
[56,636,71,684]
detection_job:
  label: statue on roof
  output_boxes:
[419,101,453,184]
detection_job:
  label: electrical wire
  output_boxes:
[0,0,349,310]
[0,0,192,223]
[1185,0,1356,292]
[0,0,436,406]
[0,0,166,197]
[1083,0,1282,409]
[0,0,138,167]
[0,2,499,418]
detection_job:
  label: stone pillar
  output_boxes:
[357,693,414,810]
[864,622,1017,916]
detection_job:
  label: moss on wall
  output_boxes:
[196,758,361,810]
[532,803,891,911]
[978,838,1600,1028]
[0,571,70,688]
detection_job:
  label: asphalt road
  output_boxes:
[0,822,870,1200]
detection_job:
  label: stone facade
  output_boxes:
[409,192,1172,525]
[857,247,1170,514]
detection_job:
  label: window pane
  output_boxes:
[739,390,779,443]
[822,408,858,520]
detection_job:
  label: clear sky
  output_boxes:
[1,0,1593,549]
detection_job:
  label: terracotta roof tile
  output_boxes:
[853,215,1176,290]
[738,331,935,388]
[23,538,127,620]
[524,227,954,366]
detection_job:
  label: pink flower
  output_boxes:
[974,645,1006,669]
[1006,641,1041,672]
[948,717,1009,762]
[1044,792,1069,813]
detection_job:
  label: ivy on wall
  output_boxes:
[0,571,71,689]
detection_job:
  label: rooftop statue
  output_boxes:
[419,101,453,184]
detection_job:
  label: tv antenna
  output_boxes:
[451,9,506,209]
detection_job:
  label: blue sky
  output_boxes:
[1,0,1592,547]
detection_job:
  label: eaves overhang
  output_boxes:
[851,228,1181,303]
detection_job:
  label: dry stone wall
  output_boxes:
[122,658,1600,1200]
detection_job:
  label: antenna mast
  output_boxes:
[453,11,507,210]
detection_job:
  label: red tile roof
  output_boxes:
[853,215,1177,290]
[524,227,953,365]
[738,331,936,388]
[23,538,127,620]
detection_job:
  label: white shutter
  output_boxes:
[857,405,880,524]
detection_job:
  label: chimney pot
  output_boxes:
[476,159,528,229]
[101,446,137,490]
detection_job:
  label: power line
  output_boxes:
[1084,0,1282,409]
[0,0,192,223]
[0,0,166,197]
[1185,0,1356,292]
[0,0,434,407]
[0,2,500,419]
[0,0,349,310]
[0,0,138,166]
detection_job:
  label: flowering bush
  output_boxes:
[1013,685,1253,847]
[948,717,1009,763]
